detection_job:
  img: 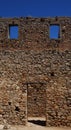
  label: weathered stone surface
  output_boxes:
[0,17,71,127]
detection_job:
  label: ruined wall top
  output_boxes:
[0,17,71,51]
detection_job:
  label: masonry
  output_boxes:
[0,17,71,127]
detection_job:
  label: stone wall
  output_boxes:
[0,17,71,126]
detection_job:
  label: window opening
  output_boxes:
[9,25,18,39]
[50,25,60,39]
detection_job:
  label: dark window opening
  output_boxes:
[9,25,18,39]
[50,25,60,39]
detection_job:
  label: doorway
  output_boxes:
[27,82,46,126]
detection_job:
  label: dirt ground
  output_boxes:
[0,122,71,130]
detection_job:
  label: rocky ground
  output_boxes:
[0,122,71,130]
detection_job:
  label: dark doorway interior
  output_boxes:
[28,119,46,126]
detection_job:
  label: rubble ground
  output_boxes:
[0,123,71,130]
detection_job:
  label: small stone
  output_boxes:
[3,125,8,129]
